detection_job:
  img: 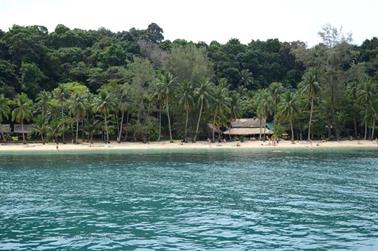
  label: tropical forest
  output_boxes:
[0,23,377,143]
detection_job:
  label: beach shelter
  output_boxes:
[223,118,273,137]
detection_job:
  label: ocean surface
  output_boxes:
[0,149,377,250]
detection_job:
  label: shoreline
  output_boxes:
[0,140,377,152]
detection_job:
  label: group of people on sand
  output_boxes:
[51,137,378,151]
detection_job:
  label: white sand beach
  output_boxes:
[0,140,377,152]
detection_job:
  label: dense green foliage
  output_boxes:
[0,23,377,143]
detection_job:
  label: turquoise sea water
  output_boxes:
[0,149,377,250]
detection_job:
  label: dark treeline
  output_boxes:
[0,23,377,143]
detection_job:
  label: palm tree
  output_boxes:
[0,95,10,141]
[254,89,272,141]
[299,68,320,141]
[96,91,115,143]
[346,80,360,137]
[229,91,241,120]
[47,118,65,145]
[84,117,101,145]
[52,85,69,142]
[151,81,164,141]
[117,83,130,143]
[239,69,254,88]
[69,94,87,143]
[357,79,377,139]
[372,112,377,140]
[178,81,194,142]
[193,80,213,142]
[33,115,49,144]
[211,79,231,142]
[12,93,33,143]
[279,92,299,143]
[36,91,51,119]
[53,85,69,115]
[269,82,285,125]
[156,72,175,142]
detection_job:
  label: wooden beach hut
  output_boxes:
[223,118,273,138]
[0,124,11,140]
[12,124,33,142]
[0,124,11,134]
[13,124,33,134]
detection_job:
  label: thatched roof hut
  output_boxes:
[13,124,33,134]
[223,127,273,135]
[0,124,11,133]
[223,118,273,136]
[230,118,265,128]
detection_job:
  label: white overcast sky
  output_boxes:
[1,0,377,46]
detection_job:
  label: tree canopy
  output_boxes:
[0,23,377,143]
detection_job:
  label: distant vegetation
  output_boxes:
[0,23,377,143]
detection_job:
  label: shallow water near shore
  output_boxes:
[1,149,377,250]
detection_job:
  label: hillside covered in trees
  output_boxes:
[0,23,377,143]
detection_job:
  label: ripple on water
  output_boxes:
[0,149,377,250]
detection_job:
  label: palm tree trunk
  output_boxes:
[124,112,129,141]
[364,124,368,140]
[21,122,25,144]
[166,98,173,142]
[193,101,203,142]
[308,98,313,141]
[353,118,358,138]
[82,121,86,142]
[364,109,368,140]
[115,112,119,136]
[1,127,4,142]
[259,117,262,140]
[327,124,332,138]
[290,119,294,143]
[61,105,65,143]
[330,82,339,140]
[158,108,162,141]
[75,119,79,143]
[71,121,74,142]
[274,103,277,126]
[371,118,375,140]
[117,111,125,143]
[263,119,266,141]
[133,108,141,141]
[184,109,189,142]
[104,113,109,143]
[212,111,217,143]
[334,120,340,140]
